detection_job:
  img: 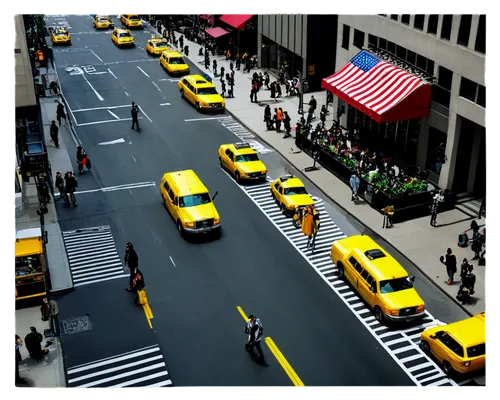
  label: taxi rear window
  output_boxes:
[467,343,485,358]
[119,32,131,38]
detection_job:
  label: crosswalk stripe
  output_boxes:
[63,226,127,287]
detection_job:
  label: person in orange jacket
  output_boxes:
[302,205,320,250]
[276,107,284,132]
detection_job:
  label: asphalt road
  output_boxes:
[48,14,469,386]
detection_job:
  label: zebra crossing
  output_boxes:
[238,181,457,386]
[62,225,129,287]
[218,116,273,154]
[66,344,173,387]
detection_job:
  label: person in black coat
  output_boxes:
[24,327,49,362]
[131,102,140,130]
[64,171,78,206]
[264,105,271,130]
[440,248,457,285]
[50,121,60,148]
[283,111,292,138]
[56,101,66,126]
[124,242,139,291]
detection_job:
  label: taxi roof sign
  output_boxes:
[280,174,295,181]
[234,142,252,150]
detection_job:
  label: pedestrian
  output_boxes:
[460,258,471,283]
[326,91,333,112]
[56,101,66,126]
[302,205,319,251]
[230,69,235,84]
[65,171,78,207]
[213,59,218,76]
[24,327,49,362]
[221,78,226,98]
[250,80,259,103]
[179,35,184,50]
[440,248,457,285]
[130,268,145,293]
[204,54,210,70]
[276,107,283,132]
[229,61,234,72]
[76,146,88,174]
[471,229,485,260]
[227,74,234,98]
[38,180,51,204]
[124,242,139,291]
[469,220,479,238]
[54,171,66,202]
[264,72,270,89]
[350,173,360,201]
[245,314,264,363]
[131,102,139,130]
[283,111,292,138]
[270,81,276,99]
[430,196,439,226]
[49,120,59,148]
[244,56,251,73]
[252,71,259,84]
[273,108,280,131]
[16,335,27,385]
[308,95,317,119]
[226,49,231,60]
[264,105,271,130]
[320,105,327,124]
[47,47,54,69]
[275,81,282,98]
[220,66,225,81]
[235,55,241,70]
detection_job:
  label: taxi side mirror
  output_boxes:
[212,191,219,201]
[410,276,415,283]
[430,334,437,339]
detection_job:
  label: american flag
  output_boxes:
[324,51,424,118]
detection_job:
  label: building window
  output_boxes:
[390,15,398,21]
[427,126,448,174]
[378,14,387,17]
[342,24,350,50]
[475,15,486,54]
[414,15,425,30]
[353,29,365,49]
[457,15,472,47]
[441,15,453,40]
[438,66,453,90]
[416,54,427,71]
[459,77,478,102]
[368,34,378,47]
[396,45,406,60]
[387,41,396,54]
[378,38,387,50]
[406,50,416,66]
[477,85,486,108]
[427,15,438,34]
[432,66,453,108]
[401,15,410,25]
[426,59,435,75]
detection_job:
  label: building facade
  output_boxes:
[257,15,338,93]
[334,15,486,195]
[15,14,36,108]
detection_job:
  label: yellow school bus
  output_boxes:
[15,228,46,301]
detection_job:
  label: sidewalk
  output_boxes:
[172,29,485,316]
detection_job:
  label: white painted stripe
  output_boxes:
[317,264,335,271]
[427,378,453,386]
[72,105,131,113]
[367,320,379,327]
[152,82,161,92]
[74,271,129,283]
[418,373,446,383]
[70,255,121,267]
[257,199,276,206]
[125,91,129,96]
[108,68,118,79]
[71,262,122,273]
[69,250,118,261]
[314,260,334,268]
[108,370,169,388]
[63,232,112,241]
[364,316,376,322]
[138,105,153,123]
[82,73,104,101]
[399,354,424,363]
[407,362,433,372]
[160,103,171,106]
[66,244,117,255]
[384,336,410,346]
[69,258,122,271]
[184,116,232,122]
[64,238,115,248]
[77,117,141,127]
[137,66,150,77]
[320,268,337,275]
[349,302,365,308]
[90,49,104,62]
[169,256,176,267]
[99,138,126,145]
[372,326,388,332]
[63,234,113,244]
[76,182,156,195]
[144,379,172,387]
[311,256,332,264]
[107,110,120,119]
[392,345,415,355]
[72,266,124,278]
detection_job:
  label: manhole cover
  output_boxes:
[61,315,92,335]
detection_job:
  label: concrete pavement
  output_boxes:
[173,30,485,317]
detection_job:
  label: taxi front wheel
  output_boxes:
[219,157,223,168]
[180,89,184,98]
[234,172,241,183]
[195,102,201,111]
[420,340,430,353]
[375,306,385,323]
[443,360,454,376]
[177,220,185,237]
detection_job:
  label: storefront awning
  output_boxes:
[220,14,254,30]
[200,15,208,20]
[205,27,230,39]
[322,50,432,124]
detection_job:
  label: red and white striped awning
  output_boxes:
[322,50,432,123]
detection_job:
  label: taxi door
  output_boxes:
[111,30,118,44]
[272,181,282,202]
[121,15,128,25]
[93,16,98,27]
[222,148,234,172]
[433,332,453,364]
[187,83,196,104]
[160,52,167,68]
[346,256,360,285]
[358,271,376,308]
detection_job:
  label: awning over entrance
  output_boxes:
[200,15,208,20]
[322,50,432,124]
[220,14,254,30]
[205,27,230,39]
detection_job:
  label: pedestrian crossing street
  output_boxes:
[62,225,129,287]
[66,344,173,387]
[218,116,273,154]
[240,182,456,386]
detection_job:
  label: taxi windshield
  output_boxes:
[119,32,131,38]
[379,277,413,294]
[55,31,68,36]
[179,193,212,208]
[169,57,185,64]
[155,42,168,48]
[284,187,308,195]
[129,16,140,21]
[99,18,109,23]
[197,87,217,95]
[235,154,259,162]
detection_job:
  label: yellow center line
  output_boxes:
[236,306,304,386]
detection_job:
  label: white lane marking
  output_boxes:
[75,182,156,195]
[107,110,120,119]
[152,82,161,92]
[124,91,129,96]
[98,138,126,145]
[73,105,130,113]
[184,117,232,122]
[77,37,80,41]
[137,66,150,77]
[108,68,118,79]
[138,105,153,123]
[132,154,137,163]
[169,256,176,267]
[77,117,142,127]
[82,73,104,101]
[160,103,171,106]
[90,49,104,63]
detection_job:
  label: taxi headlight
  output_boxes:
[184,221,195,228]
[262,170,267,175]
[416,305,425,313]
[287,203,295,209]
[387,309,399,316]
[214,217,220,224]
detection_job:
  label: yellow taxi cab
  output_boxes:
[146,35,170,56]
[111,28,135,47]
[93,15,113,29]
[178,74,225,112]
[121,14,143,29]
[270,175,314,216]
[420,313,485,376]
[330,235,425,323]
[160,51,190,75]
[51,28,71,45]
[160,170,221,238]
[218,143,267,183]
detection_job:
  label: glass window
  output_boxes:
[366,275,374,286]
[432,85,451,108]
[426,126,448,174]
[467,343,485,358]
[348,256,357,267]
[387,41,396,54]
[440,333,465,357]
[235,153,259,162]
[155,42,168,48]
[163,182,170,191]
[401,15,410,25]
[406,50,416,66]
[416,54,427,71]
[457,15,472,47]
[361,270,369,280]
[169,57,185,64]
[475,15,486,54]
[459,77,478,102]
[426,59,435,75]
[353,29,365,49]
[379,277,414,294]
[378,38,387,50]
[342,24,350,50]
[396,45,406,60]
[441,15,453,40]
[197,87,218,95]
[477,85,486,108]
[368,34,378,47]
[167,189,174,200]
[438,66,453,90]
[178,193,212,207]
[364,249,386,260]
[119,32,131,38]
[390,15,398,21]
[284,187,308,195]
[414,15,425,30]
[427,15,438,34]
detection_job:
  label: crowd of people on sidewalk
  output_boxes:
[16,327,51,385]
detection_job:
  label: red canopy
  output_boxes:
[220,14,254,30]
[200,15,208,20]
[205,27,230,39]
[322,50,432,123]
